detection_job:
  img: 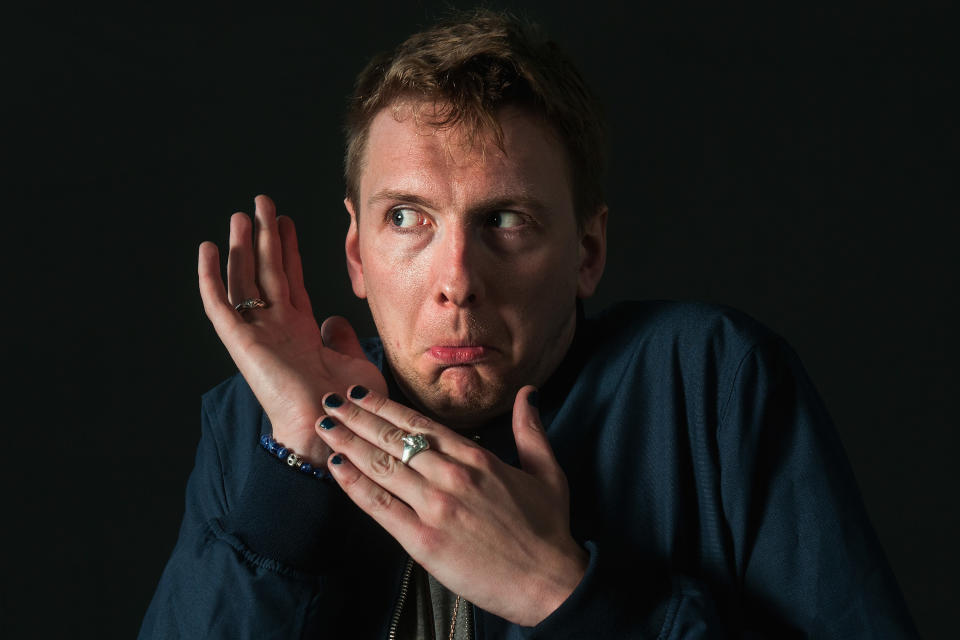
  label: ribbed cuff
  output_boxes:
[219,443,382,574]
[518,541,670,639]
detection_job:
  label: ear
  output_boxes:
[576,205,607,298]
[344,197,367,299]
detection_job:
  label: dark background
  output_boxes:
[6,1,956,637]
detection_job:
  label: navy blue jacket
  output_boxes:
[139,302,918,638]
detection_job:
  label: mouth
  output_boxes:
[428,345,490,365]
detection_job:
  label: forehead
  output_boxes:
[358,103,574,208]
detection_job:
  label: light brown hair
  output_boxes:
[343,9,605,226]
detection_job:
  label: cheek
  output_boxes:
[500,251,580,330]
[510,244,580,296]
[360,245,430,332]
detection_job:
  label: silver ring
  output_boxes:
[401,433,430,465]
[235,297,267,312]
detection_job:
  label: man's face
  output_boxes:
[345,104,605,429]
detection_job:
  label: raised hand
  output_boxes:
[315,384,588,626]
[198,195,387,465]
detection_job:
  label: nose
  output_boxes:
[434,226,484,308]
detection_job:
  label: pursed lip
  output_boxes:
[428,345,491,365]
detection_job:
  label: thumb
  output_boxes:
[320,316,367,361]
[512,386,564,490]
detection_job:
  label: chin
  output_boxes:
[419,366,514,429]
[430,399,510,431]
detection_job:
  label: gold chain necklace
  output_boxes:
[447,594,462,640]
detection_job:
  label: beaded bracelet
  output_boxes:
[259,434,331,481]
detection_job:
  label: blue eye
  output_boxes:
[391,208,426,228]
[489,212,524,228]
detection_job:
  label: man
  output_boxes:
[140,10,918,638]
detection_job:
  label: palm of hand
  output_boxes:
[198,195,386,464]
[233,312,386,461]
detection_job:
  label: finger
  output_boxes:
[316,390,437,464]
[227,212,260,305]
[512,386,566,493]
[327,438,426,518]
[326,386,495,490]
[328,387,475,461]
[277,215,312,313]
[320,316,367,361]
[253,194,290,303]
[326,452,423,540]
[198,241,243,333]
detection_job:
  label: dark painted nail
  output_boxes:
[528,390,539,408]
[324,394,344,408]
[349,385,369,400]
[319,417,336,430]
[331,454,343,465]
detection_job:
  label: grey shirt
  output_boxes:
[397,563,474,640]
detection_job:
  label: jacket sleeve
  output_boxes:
[511,337,918,639]
[712,337,918,637]
[137,377,398,639]
[497,541,726,639]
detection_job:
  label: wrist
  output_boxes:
[259,434,330,476]
[522,542,589,626]
[275,431,330,467]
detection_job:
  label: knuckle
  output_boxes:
[423,489,458,524]
[338,465,364,490]
[377,426,406,450]
[367,487,394,513]
[369,392,389,413]
[369,449,400,478]
[332,424,356,446]
[462,445,494,471]
[437,460,477,491]
[345,403,364,423]
[404,411,432,432]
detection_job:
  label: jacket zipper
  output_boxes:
[387,556,416,640]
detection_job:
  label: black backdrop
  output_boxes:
[7,2,956,638]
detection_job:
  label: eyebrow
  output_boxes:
[367,190,433,210]
[367,189,550,216]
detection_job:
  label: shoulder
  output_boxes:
[201,372,264,430]
[579,301,796,407]
[588,300,779,361]
[199,373,267,480]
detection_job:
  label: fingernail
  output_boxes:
[349,385,368,400]
[324,394,344,408]
[318,417,336,430]
[528,390,539,408]
[331,454,343,465]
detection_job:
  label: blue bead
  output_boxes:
[266,440,278,454]
[260,434,270,447]
[301,463,314,474]
[314,469,326,479]
[277,447,289,459]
